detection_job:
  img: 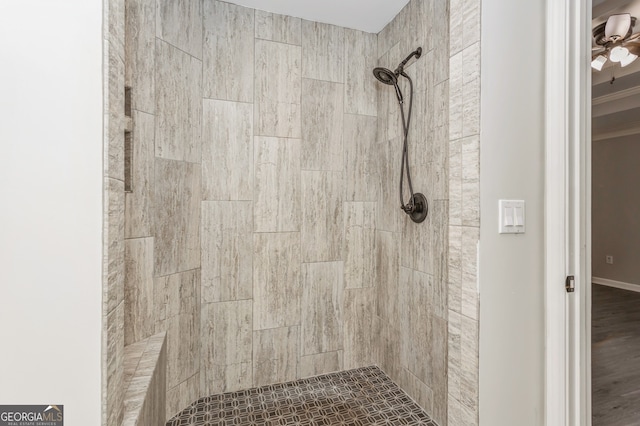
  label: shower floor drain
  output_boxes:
[167,365,439,426]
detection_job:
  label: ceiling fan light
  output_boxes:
[621,52,638,67]
[610,46,629,62]
[605,13,632,40]
[591,55,608,71]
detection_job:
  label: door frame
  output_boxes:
[545,0,592,425]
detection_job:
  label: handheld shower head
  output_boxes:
[373,67,397,85]
[373,67,404,102]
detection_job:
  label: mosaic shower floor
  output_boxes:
[167,366,438,426]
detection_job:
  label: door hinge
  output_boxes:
[565,275,575,293]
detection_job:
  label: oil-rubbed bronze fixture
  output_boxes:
[373,47,428,224]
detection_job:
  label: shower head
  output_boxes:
[373,67,397,85]
[373,67,403,102]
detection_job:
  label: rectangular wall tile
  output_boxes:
[344,114,378,201]
[461,226,479,320]
[343,288,375,370]
[202,100,253,200]
[152,158,201,276]
[156,0,202,59]
[376,137,402,233]
[125,0,155,113]
[156,270,200,390]
[255,10,301,45]
[125,111,154,238]
[302,20,344,83]
[203,1,254,101]
[106,302,124,426]
[462,135,480,226]
[302,262,344,355]
[201,201,252,303]
[449,138,463,226]
[254,39,301,138]
[345,29,377,116]
[105,178,125,313]
[253,326,299,387]
[155,39,202,163]
[344,202,376,289]
[301,79,344,171]
[298,351,343,379]
[301,171,344,262]
[254,136,300,232]
[166,372,198,420]
[200,300,252,394]
[431,315,448,425]
[253,233,301,330]
[377,318,402,383]
[124,237,155,345]
[375,231,400,325]
[105,42,125,181]
[402,269,432,385]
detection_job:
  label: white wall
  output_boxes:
[0,1,103,424]
[479,0,546,425]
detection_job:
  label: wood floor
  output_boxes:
[592,284,640,426]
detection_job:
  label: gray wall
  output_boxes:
[374,2,450,424]
[592,135,640,286]
[479,0,545,425]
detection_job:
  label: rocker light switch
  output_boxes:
[499,200,525,234]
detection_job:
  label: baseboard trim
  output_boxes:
[592,277,640,293]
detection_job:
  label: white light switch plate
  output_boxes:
[499,200,525,234]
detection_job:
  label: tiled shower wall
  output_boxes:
[373,1,449,425]
[104,0,485,425]
[102,0,125,423]
[448,0,481,424]
[122,0,379,420]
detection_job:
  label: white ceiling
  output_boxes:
[223,0,410,33]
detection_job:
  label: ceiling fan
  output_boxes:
[592,13,640,70]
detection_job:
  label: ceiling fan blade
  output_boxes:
[626,32,640,42]
[625,42,640,56]
[606,13,632,40]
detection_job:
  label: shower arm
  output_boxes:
[394,47,423,75]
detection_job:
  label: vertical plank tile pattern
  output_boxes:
[301,79,344,171]
[253,233,301,330]
[152,158,201,276]
[125,111,154,238]
[200,300,252,394]
[302,20,344,83]
[301,171,344,262]
[202,100,253,201]
[343,202,376,289]
[155,40,202,163]
[343,289,375,370]
[254,40,301,138]
[124,237,155,345]
[255,10,301,45]
[253,136,301,232]
[344,114,378,202]
[201,201,252,303]
[345,29,377,116]
[203,1,254,102]
[156,0,203,59]
[301,262,344,355]
[253,326,299,387]
[125,0,155,113]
